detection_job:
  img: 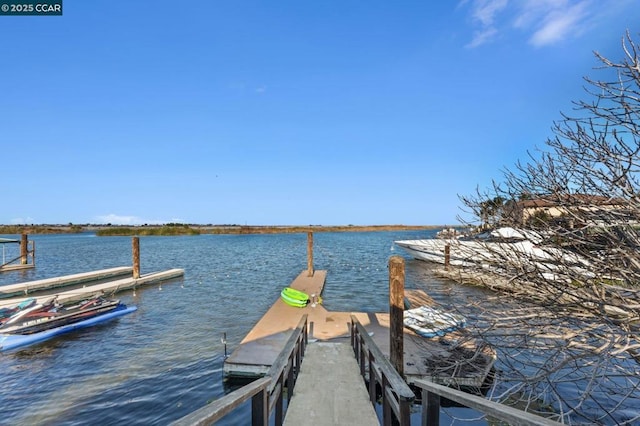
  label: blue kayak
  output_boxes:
[0,304,137,352]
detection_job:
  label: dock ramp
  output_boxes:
[283,341,379,426]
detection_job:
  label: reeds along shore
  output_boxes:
[0,224,443,236]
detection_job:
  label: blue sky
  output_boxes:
[2,1,639,226]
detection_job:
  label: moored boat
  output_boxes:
[0,298,36,322]
[403,305,466,338]
[0,295,122,335]
[395,227,594,280]
[0,303,137,352]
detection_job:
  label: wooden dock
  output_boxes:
[0,268,184,308]
[0,266,133,299]
[0,236,35,273]
[0,263,34,272]
[223,269,495,388]
[283,341,379,426]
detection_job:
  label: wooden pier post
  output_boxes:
[389,255,405,377]
[307,231,314,277]
[20,234,28,265]
[132,237,140,279]
[444,244,450,270]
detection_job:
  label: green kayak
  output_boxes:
[280,287,310,307]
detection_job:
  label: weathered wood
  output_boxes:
[307,232,314,277]
[283,342,379,426]
[20,234,28,265]
[414,379,563,426]
[352,318,414,397]
[0,267,134,301]
[132,236,140,279]
[423,390,440,426]
[0,268,184,307]
[351,314,415,425]
[251,388,268,426]
[223,271,327,378]
[267,315,308,392]
[444,244,450,270]
[173,317,308,426]
[170,376,270,426]
[389,255,405,377]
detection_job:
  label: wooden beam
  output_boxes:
[307,231,314,277]
[20,234,28,265]
[132,237,140,279]
[444,244,450,270]
[389,255,405,377]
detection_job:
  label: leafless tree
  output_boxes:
[443,31,640,424]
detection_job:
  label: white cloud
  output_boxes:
[472,0,508,26]
[462,0,595,48]
[528,2,589,47]
[466,27,499,48]
[464,0,507,47]
[94,214,168,225]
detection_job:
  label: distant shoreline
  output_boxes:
[0,224,449,236]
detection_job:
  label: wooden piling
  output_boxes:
[132,237,140,279]
[389,255,405,377]
[307,232,314,277]
[444,244,450,271]
[20,234,28,265]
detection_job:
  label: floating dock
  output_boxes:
[0,268,184,308]
[223,270,495,388]
[0,266,133,299]
[283,341,379,426]
[0,236,35,273]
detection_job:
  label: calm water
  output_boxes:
[0,230,463,425]
[0,231,634,425]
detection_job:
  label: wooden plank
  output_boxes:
[223,270,331,378]
[283,342,379,426]
[0,267,134,300]
[223,276,494,389]
[170,377,271,426]
[362,308,496,388]
[389,256,405,376]
[414,379,563,426]
[0,264,35,272]
[0,269,184,308]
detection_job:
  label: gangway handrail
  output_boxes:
[0,240,35,269]
[413,378,564,426]
[264,314,308,423]
[171,314,308,426]
[350,314,415,425]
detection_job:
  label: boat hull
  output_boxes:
[404,306,466,338]
[0,304,137,352]
[395,233,594,280]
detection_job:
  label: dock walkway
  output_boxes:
[283,341,379,426]
[224,270,495,387]
[0,267,133,299]
[0,268,184,308]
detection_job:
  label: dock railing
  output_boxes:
[0,238,35,271]
[413,378,563,426]
[171,315,308,426]
[350,314,415,425]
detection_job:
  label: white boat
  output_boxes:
[403,305,466,338]
[395,227,594,279]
